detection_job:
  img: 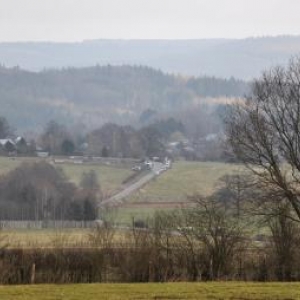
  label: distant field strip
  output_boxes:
[3,229,92,248]
[61,162,133,196]
[0,158,242,201]
[0,157,133,196]
[1,282,300,299]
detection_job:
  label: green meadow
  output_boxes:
[0,156,133,196]
[138,161,242,201]
[0,282,299,300]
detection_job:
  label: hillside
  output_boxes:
[0,65,248,131]
[1,36,300,79]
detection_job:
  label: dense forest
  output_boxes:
[1,37,300,79]
[0,65,249,131]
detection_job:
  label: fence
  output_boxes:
[0,220,98,229]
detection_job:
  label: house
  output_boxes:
[0,139,16,154]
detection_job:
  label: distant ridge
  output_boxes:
[0,65,248,131]
[1,36,300,79]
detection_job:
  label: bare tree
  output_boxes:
[173,208,202,281]
[226,57,300,222]
[177,195,246,280]
[0,116,13,139]
[215,174,255,217]
[268,203,300,280]
[40,120,71,155]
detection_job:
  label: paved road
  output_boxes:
[99,162,165,207]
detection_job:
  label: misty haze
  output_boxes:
[1,1,300,298]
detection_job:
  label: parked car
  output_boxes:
[132,165,142,171]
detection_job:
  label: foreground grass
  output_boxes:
[0,282,300,299]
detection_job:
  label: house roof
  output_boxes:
[0,139,15,146]
[15,136,25,143]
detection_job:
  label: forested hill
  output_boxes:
[1,36,300,79]
[0,65,248,131]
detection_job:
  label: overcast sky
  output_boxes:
[0,0,299,42]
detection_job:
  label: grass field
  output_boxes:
[136,161,242,202]
[0,156,133,196]
[0,156,35,174]
[110,161,244,224]
[108,206,170,224]
[0,157,245,225]
[60,163,133,196]
[0,282,300,299]
[3,228,92,248]
[0,157,241,201]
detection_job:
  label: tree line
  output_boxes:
[0,161,99,221]
[0,64,248,131]
[0,105,227,161]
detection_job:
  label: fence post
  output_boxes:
[30,263,36,284]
